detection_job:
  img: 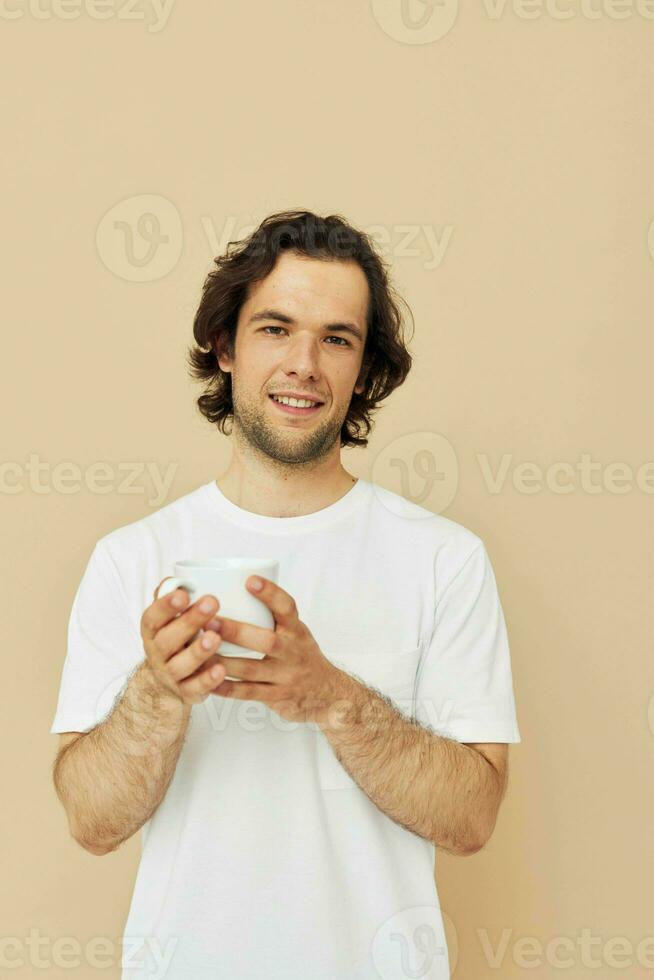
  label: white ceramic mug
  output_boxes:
[158,558,279,677]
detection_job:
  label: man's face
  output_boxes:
[217,250,370,466]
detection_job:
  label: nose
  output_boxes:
[279,334,322,382]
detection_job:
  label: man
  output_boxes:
[51,210,521,980]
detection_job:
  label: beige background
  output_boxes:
[2,1,652,977]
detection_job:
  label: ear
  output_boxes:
[215,332,234,374]
[353,357,370,396]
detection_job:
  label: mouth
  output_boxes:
[268,394,324,417]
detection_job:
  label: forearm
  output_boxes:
[53,661,191,854]
[319,672,502,855]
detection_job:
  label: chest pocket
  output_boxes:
[328,644,423,720]
[316,644,423,794]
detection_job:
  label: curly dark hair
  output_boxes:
[186,209,414,449]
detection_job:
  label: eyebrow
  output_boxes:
[247,308,364,344]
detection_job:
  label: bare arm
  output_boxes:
[319,672,509,856]
[52,581,228,855]
[53,661,192,854]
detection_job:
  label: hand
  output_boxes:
[139,578,227,705]
[208,575,348,725]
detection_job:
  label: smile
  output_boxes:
[268,394,324,416]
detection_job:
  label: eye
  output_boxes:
[261,326,351,347]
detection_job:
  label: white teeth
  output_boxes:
[272,395,319,408]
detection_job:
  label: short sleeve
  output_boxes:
[49,541,145,734]
[413,542,521,743]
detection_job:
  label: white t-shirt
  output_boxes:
[50,477,521,980]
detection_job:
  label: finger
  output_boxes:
[210,654,276,684]
[177,656,227,701]
[166,628,224,684]
[142,580,192,641]
[210,679,274,703]
[208,615,277,658]
[144,592,221,659]
[245,576,299,629]
[153,576,173,601]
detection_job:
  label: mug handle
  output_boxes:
[157,575,197,601]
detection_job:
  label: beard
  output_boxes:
[230,386,346,466]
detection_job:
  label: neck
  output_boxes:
[215,450,358,519]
